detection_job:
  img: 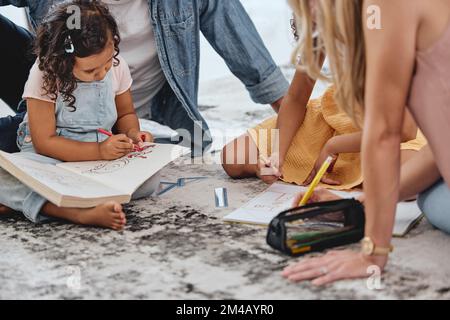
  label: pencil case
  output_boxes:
[266,199,365,257]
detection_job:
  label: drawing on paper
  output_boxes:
[249,191,296,213]
[83,144,156,175]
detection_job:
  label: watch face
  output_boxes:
[361,238,374,255]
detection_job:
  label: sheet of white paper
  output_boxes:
[224,183,423,236]
[0,152,123,199]
[57,143,190,195]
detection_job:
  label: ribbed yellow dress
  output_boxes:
[248,87,427,190]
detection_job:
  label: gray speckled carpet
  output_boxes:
[1,70,450,300]
[1,160,450,300]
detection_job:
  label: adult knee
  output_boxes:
[418,179,450,234]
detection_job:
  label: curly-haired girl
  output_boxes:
[0,0,154,230]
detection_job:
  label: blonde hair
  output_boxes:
[289,0,366,127]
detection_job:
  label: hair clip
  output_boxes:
[64,35,75,54]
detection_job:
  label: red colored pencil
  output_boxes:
[97,128,113,137]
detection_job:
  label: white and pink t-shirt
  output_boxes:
[22,54,133,102]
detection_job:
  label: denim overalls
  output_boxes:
[0,70,158,223]
[17,70,117,153]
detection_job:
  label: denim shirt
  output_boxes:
[2,0,289,150]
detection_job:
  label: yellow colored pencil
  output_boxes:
[299,156,334,206]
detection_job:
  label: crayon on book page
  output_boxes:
[57,143,190,195]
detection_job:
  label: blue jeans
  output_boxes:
[418,179,450,234]
[0,110,26,153]
[0,13,35,109]
[0,14,34,152]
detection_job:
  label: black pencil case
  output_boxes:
[266,199,365,257]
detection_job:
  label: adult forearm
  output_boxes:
[362,132,401,247]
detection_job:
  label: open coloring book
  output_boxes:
[0,143,190,208]
[224,183,424,237]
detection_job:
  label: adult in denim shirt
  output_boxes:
[0,0,289,156]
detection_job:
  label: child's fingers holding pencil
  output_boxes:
[140,132,154,143]
[99,134,134,160]
[291,192,321,207]
[291,188,342,208]
[292,193,306,208]
[111,135,134,150]
[115,143,134,152]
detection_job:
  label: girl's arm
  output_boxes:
[27,99,133,162]
[113,89,153,143]
[362,0,419,261]
[27,98,134,162]
[304,110,418,185]
[329,107,418,154]
[275,61,323,166]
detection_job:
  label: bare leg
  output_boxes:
[42,201,127,230]
[221,133,259,179]
[0,204,13,215]
[401,149,417,164]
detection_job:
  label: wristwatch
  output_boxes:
[361,237,394,256]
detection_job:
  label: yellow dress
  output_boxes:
[248,87,427,190]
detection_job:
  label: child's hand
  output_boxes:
[303,140,340,186]
[256,153,283,185]
[127,130,154,147]
[291,188,342,208]
[99,134,134,160]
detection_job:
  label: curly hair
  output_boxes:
[35,0,121,111]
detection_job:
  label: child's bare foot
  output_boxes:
[77,202,126,230]
[0,204,13,215]
[43,201,127,230]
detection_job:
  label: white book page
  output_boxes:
[224,184,311,225]
[224,183,422,236]
[57,143,190,195]
[0,152,123,199]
